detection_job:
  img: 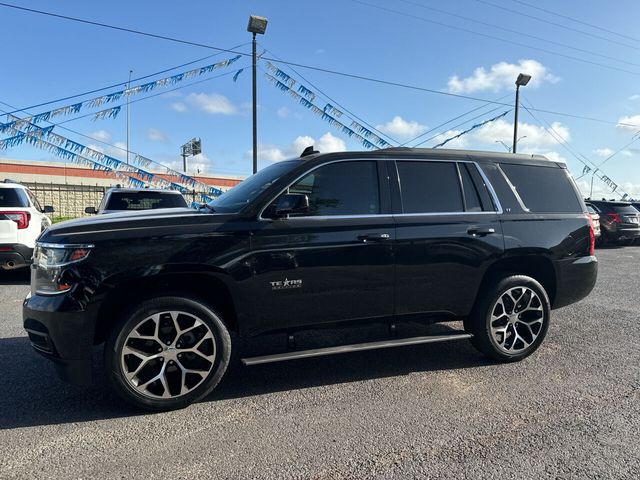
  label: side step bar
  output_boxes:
[241,332,473,366]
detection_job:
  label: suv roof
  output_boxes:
[106,188,183,194]
[300,147,556,167]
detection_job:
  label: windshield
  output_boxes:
[208,160,300,213]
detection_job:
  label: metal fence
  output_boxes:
[24,182,106,221]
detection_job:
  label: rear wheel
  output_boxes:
[465,275,550,362]
[105,296,231,411]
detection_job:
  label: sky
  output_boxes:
[1,0,640,199]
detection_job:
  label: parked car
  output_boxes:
[0,180,53,270]
[585,204,601,243]
[85,188,188,215]
[24,148,597,411]
[587,200,640,245]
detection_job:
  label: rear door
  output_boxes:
[245,159,395,335]
[0,187,29,245]
[392,160,504,318]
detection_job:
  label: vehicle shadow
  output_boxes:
[0,328,491,430]
[0,269,30,286]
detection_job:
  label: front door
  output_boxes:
[245,159,395,335]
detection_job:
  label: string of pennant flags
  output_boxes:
[580,165,626,197]
[5,55,242,126]
[0,114,223,200]
[432,110,511,149]
[264,62,391,150]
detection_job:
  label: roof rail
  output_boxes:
[3,178,21,185]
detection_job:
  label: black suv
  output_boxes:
[23,148,597,410]
[586,200,640,245]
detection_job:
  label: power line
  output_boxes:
[0,67,245,158]
[476,0,639,51]
[259,44,399,145]
[394,0,640,69]
[0,1,637,129]
[508,0,640,44]
[4,42,250,116]
[350,0,640,77]
[400,94,512,146]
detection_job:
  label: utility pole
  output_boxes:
[512,73,531,154]
[126,69,133,164]
[247,15,268,174]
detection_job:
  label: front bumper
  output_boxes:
[553,255,598,309]
[0,244,33,269]
[23,290,97,385]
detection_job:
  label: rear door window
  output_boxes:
[499,163,582,213]
[396,161,463,213]
[612,204,639,215]
[0,188,29,207]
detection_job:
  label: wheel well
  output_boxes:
[480,256,557,306]
[93,273,238,345]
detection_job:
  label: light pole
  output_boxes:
[512,73,531,154]
[247,15,268,174]
[126,69,133,164]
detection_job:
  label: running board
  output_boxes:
[241,332,473,366]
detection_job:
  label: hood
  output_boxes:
[39,207,238,244]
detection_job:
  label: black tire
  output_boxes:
[465,275,550,362]
[105,296,231,411]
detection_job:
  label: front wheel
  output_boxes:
[105,296,231,411]
[465,275,550,362]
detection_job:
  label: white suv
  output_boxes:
[0,180,53,270]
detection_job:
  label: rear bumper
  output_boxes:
[553,255,598,309]
[22,291,97,385]
[0,244,32,269]
[603,226,640,241]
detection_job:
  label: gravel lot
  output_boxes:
[1,247,639,479]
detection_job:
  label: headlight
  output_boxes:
[32,243,94,295]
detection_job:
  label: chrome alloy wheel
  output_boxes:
[120,310,216,399]
[489,286,545,354]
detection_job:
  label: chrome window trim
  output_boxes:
[258,157,504,220]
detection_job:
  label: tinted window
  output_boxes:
[396,161,463,213]
[106,192,187,210]
[0,188,29,207]
[586,205,597,214]
[459,163,483,212]
[500,164,582,213]
[26,189,41,211]
[479,163,522,213]
[612,204,639,215]
[288,161,380,216]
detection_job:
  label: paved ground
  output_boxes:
[1,247,639,479]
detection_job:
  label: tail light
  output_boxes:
[605,212,621,224]
[586,214,595,256]
[1,211,30,229]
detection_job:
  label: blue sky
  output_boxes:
[1,0,640,198]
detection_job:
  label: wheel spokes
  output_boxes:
[120,310,217,400]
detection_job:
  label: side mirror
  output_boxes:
[84,206,97,215]
[42,205,54,213]
[270,193,309,217]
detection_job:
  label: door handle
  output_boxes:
[467,227,496,236]
[358,233,391,242]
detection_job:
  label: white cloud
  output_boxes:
[246,132,347,163]
[277,107,291,118]
[471,119,569,147]
[170,102,188,113]
[186,93,237,115]
[593,148,614,157]
[89,130,111,142]
[376,116,427,139]
[161,153,213,175]
[629,94,640,101]
[617,114,640,131]
[146,128,169,144]
[447,59,559,94]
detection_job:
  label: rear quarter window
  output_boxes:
[499,163,583,213]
